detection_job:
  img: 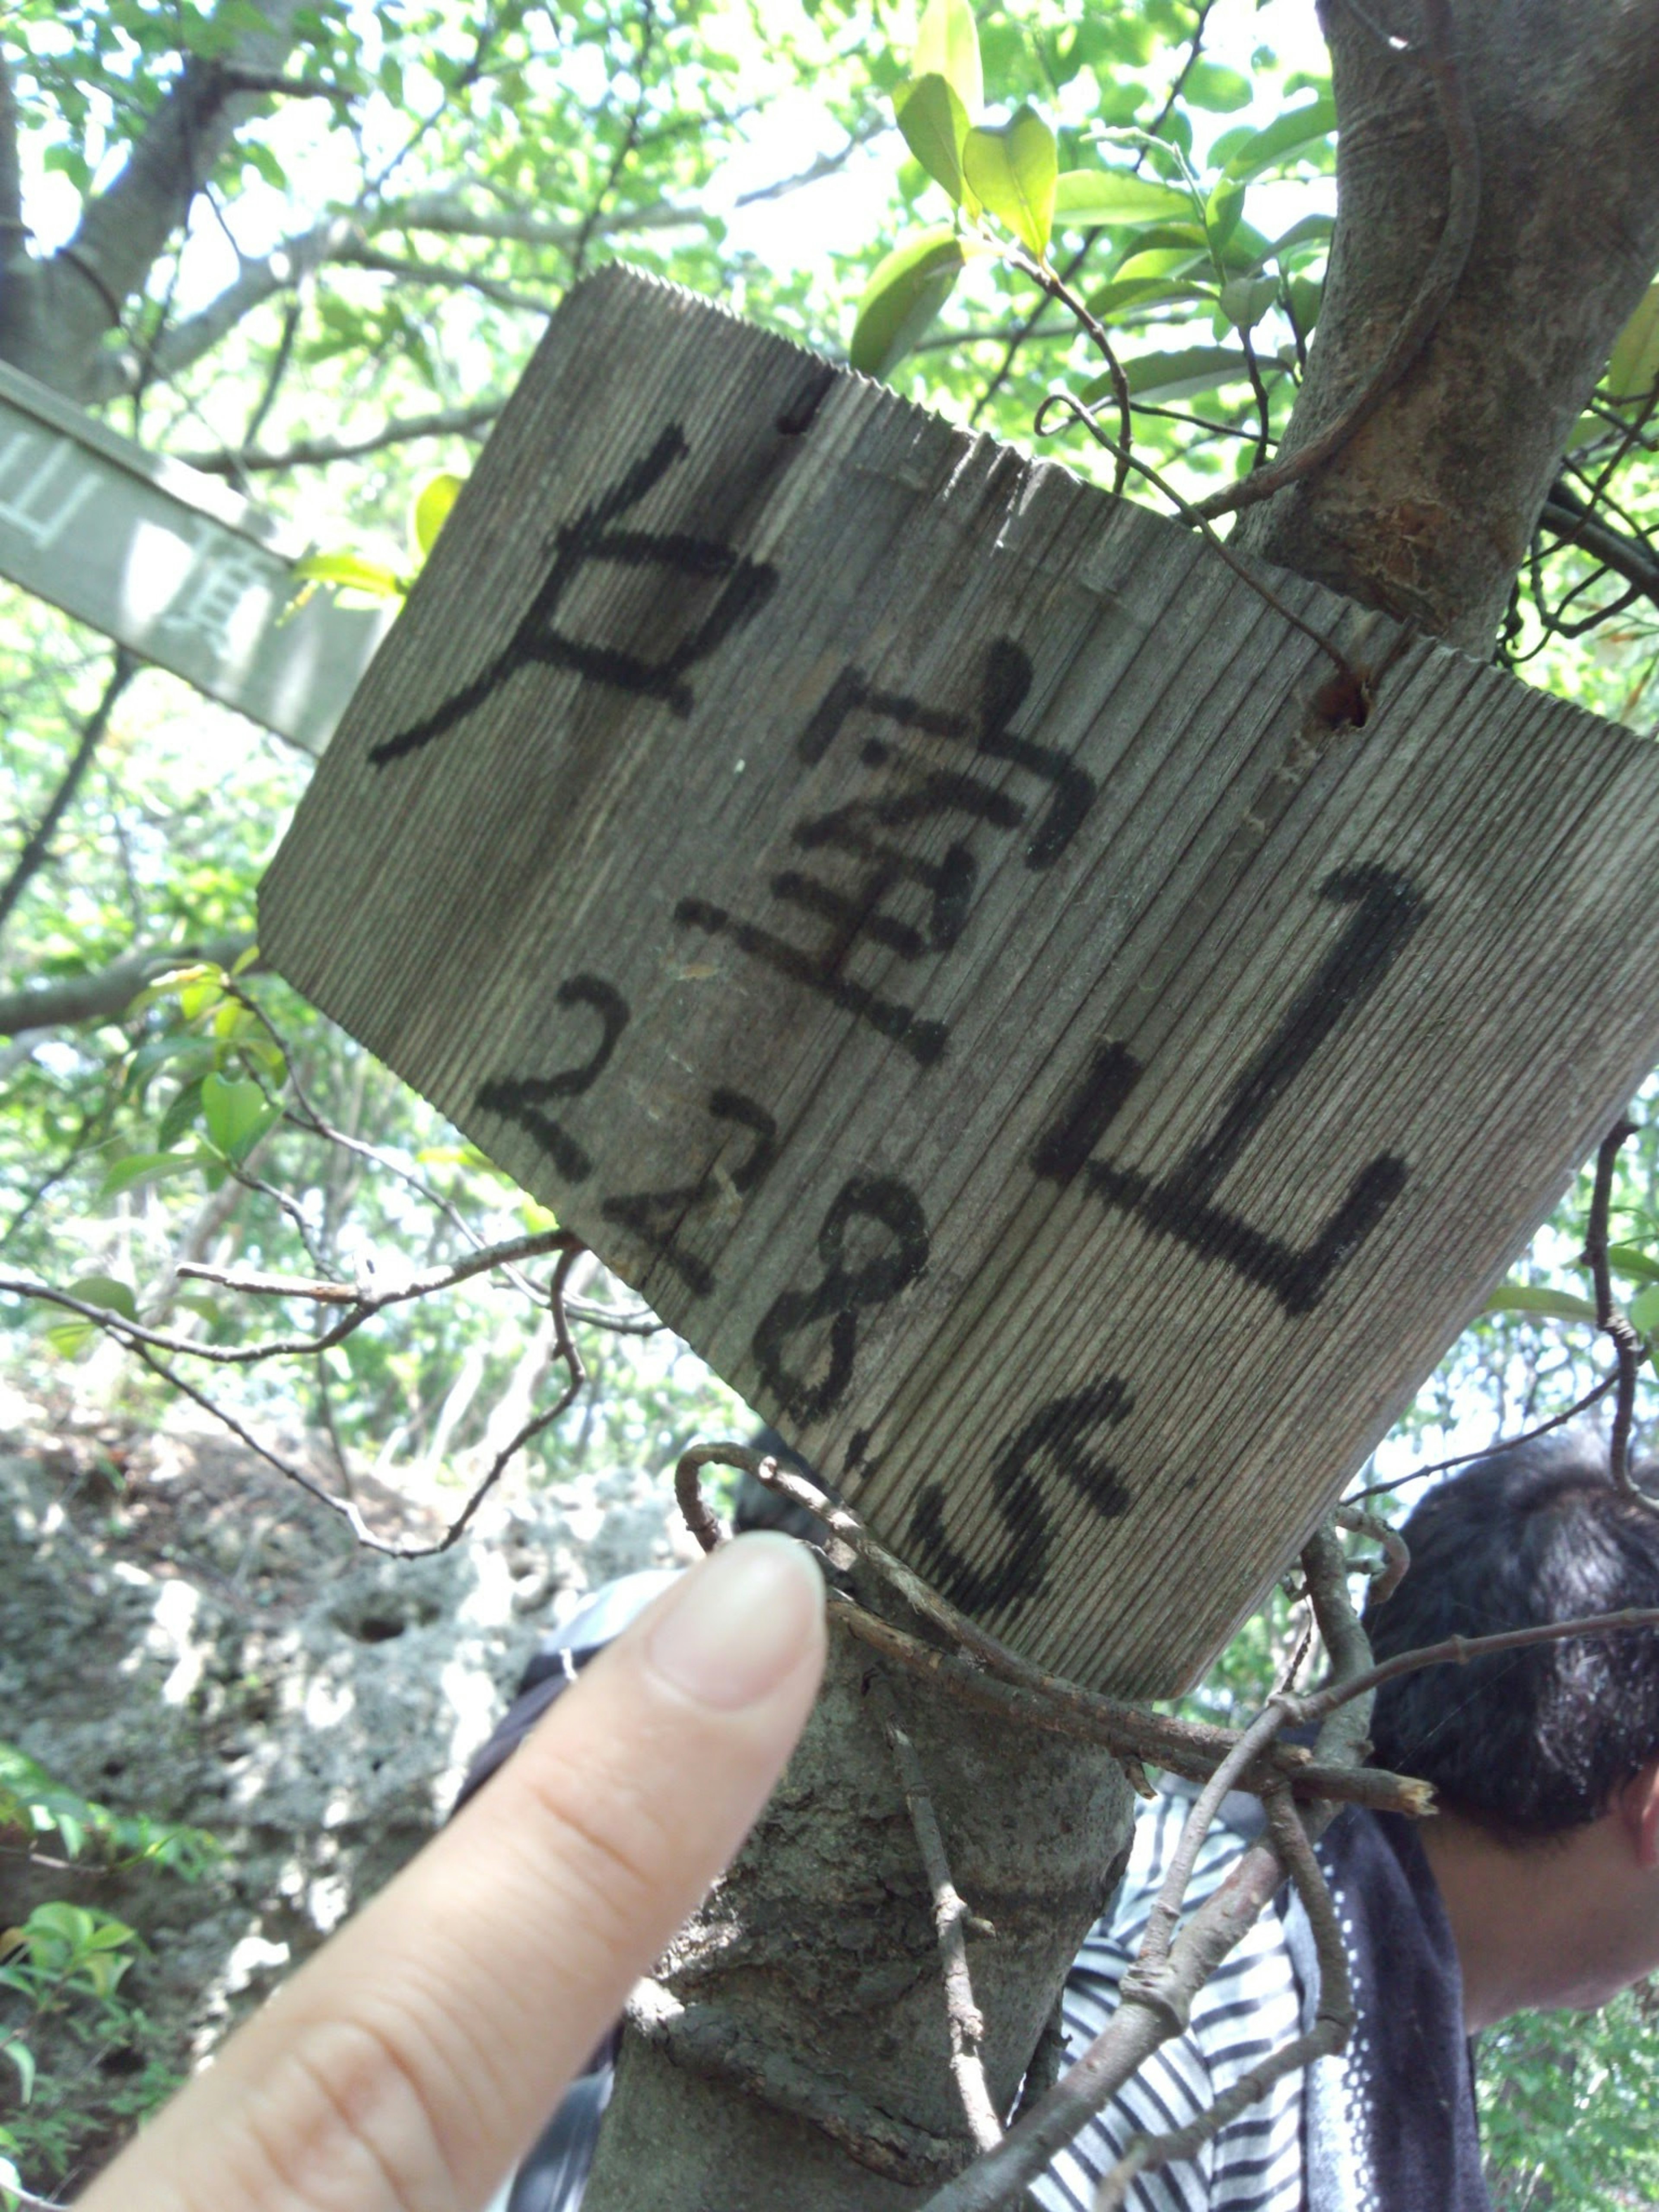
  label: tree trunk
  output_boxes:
[583,1624,1131,2210]
[587,7,1659,2205]
[569,5,1659,2205]
[1235,0,1659,656]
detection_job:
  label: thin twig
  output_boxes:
[0,653,137,944]
[1348,1373,1620,1499]
[1137,1701,1290,1966]
[1333,1503,1410,1603]
[671,1446,1430,1812]
[1035,391,1366,695]
[872,1673,1004,2152]
[1089,1789,1354,2212]
[828,1593,1428,1818]
[968,0,1215,428]
[122,1243,588,1558]
[1295,1600,1659,1724]
[1583,1117,1647,1495]
[1018,254,1132,493]
[921,1526,1376,2212]
[1189,0,1480,523]
[0,1229,575,1367]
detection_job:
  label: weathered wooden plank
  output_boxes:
[0,359,390,752]
[259,266,1659,1694]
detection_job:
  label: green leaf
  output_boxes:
[201,1074,278,1165]
[912,0,982,120]
[1085,275,1213,320]
[1262,212,1335,267]
[963,106,1058,261]
[1218,274,1278,331]
[1482,1284,1600,1325]
[1629,1283,1659,1336]
[124,1034,216,1106]
[291,551,407,601]
[1083,346,1251,406]
[63,1277,137,1323]
[897,73,973,206]
[1216,93,1337,181]
[1608,1242,1659,1285]
[1204,179,1247,255]
[1607,285,1659,406]
[849,228,976,377]
[412,472,464,558]
[156,1075,207,1151]
[1183,60,1254,113]
[43,1282,136,1360]
[99,1151,199,1199]
[1,2039,33,2105]
[1053,168,1192,227]
[1287,275,1323,335]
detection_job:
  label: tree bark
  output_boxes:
[583,1622,1131,2211]
[1236,0,1659,656]
[0,0,304,401]
[586,9,1659,2207]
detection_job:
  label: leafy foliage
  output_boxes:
[4,0,1659,2201]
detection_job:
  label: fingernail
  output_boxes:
[645,1534,824,1711]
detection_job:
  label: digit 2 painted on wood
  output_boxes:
[260,266,1659,1695]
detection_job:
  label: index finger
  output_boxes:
[81,1532,826,2212]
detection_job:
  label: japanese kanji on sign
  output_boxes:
[261,267,1659,1694]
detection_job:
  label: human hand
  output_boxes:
[78,1532,826,2212]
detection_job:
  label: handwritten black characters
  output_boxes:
[909,1378,1135,1615]
[675,639,1096,1067]
[474,974,630,1183]
[752,1174,930,1423]
[1033,864,1427,1316]
[369,427,778,768]
[601,1089,779,1299]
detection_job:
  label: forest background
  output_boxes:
[3,0,1659,2203]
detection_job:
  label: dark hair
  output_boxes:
[1365,1431,1659,1837]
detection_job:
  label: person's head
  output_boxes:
[1365,1429,1659,1839]
[1363,1431,1659,2025]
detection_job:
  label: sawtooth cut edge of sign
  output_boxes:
[258,263,1659,1697]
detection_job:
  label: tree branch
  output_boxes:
[0,933,253,1036]
[331,239,555,314]
[872,1674,1004,2154]
[922,1530,1377,2212]
[1541,483,1659,615]
[671,1449,1430,1816]
[1191,0,1478,523]
[180,400,502,475]
[89,213,359,399]
[0,652,137,948]
[1583,1116,1647,1494]
[60,1,305,365]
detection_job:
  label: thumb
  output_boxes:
[81,1531,826,2212]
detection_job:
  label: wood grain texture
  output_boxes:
[260,266,1659,1694]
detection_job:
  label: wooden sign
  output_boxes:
[260,267,1659,1694]
[0,359,390,753]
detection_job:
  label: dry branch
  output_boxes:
[1583,1116,1647,1495]
[872,1673,1004,2153]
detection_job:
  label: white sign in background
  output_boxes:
[0,359,391,754]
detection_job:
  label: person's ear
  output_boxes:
[1618,1755,1659,1870]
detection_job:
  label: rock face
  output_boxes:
[0,1403,691,2183]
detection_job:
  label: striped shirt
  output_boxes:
[1033,1790,1306,2212]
